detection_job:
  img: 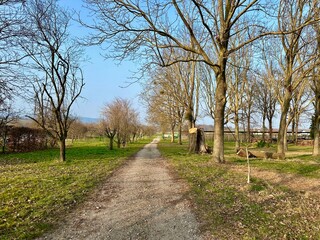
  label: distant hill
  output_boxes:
[79,117,100,123]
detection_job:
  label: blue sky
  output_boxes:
[60,0,144,120]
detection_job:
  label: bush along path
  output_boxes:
[39,138,202,240]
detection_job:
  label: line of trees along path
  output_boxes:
[83,0,320,161]
[2,1,320,161]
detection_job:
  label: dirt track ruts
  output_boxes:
[39,138,202,240]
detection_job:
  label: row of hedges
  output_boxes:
[2,126,55,153]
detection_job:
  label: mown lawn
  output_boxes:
[159,140,320,239]
[0,138,149,240]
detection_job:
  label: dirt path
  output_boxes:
[39,138,202,240]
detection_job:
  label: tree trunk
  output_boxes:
[189,128,207,153]
[213,67,227,163]
[188,118,197,152]
[294,117,299,145]
[178,123,182,145]
[109,136,114,150]
[277,92,291,159]
[2,136,6,154]
[59,138,66,162]
[268,118,273,143]
[170,127,175,143]
[189,127,197,153]
[313,125,319,156]
[291,118,295,144]
[2,142,5,154]
[116,133,121,148]
[1,126,8,154]
[234,110,240,150]
[284,127,288,151]
[313,100,320,156]
[262,113,266,142]
[247,112,251,143]
[197,128,207,153]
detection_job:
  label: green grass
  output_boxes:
[0,138,150,240]
[222,141,320,179]
[159,141,320,239]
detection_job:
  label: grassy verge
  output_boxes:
[222,142,320,178]
[159,141,320,239]
[0,138,150,240]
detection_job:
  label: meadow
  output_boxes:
[159,140,320,239]
[1,137,320,239]
[0,138,149,240]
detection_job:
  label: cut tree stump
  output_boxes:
[189,128,210,154]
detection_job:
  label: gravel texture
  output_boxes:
[39,138,202,240]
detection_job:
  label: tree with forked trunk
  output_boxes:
[101,98,140,149]
[21,0,84,161]
[275,0,317,159]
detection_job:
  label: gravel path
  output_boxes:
[39,138,202,240]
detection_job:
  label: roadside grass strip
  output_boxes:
[0,138,149,240]
[159,141,320,239]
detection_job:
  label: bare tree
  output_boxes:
[101,98,139,149]
[0,0,26,105]
[68,120,88,142]
[143,79,180,143]
[255,71,278,143]
[142,63,187,144]
[242,73,258,143]
[226,42,254,148]
[84,0,320,162]
[99,120,117,150]
[21,0,84,161]
[259,38,282,143]
[287,78,312,144]
[200,64,215,122]
[275,0,316,159]
[83,0,286,162]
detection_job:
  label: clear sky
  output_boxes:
[60,0,144,120]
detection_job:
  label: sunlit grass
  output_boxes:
[223,141,320,179]
[159,140,320,239]
[0,138,149,240]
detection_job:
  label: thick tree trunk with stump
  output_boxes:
[189,128,209,154]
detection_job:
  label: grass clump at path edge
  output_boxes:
[0,138,149,240]
[159,141,320,239]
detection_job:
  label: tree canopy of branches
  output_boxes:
[20,0,84,161]
[274,0,316,159]
[85,0,316,162]
[0,0,26,107]
[142,57,201,147]
[101,98,140,150]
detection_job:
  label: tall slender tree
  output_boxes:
[275,0,316,159]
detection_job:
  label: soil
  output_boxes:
[38,138,203,240]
